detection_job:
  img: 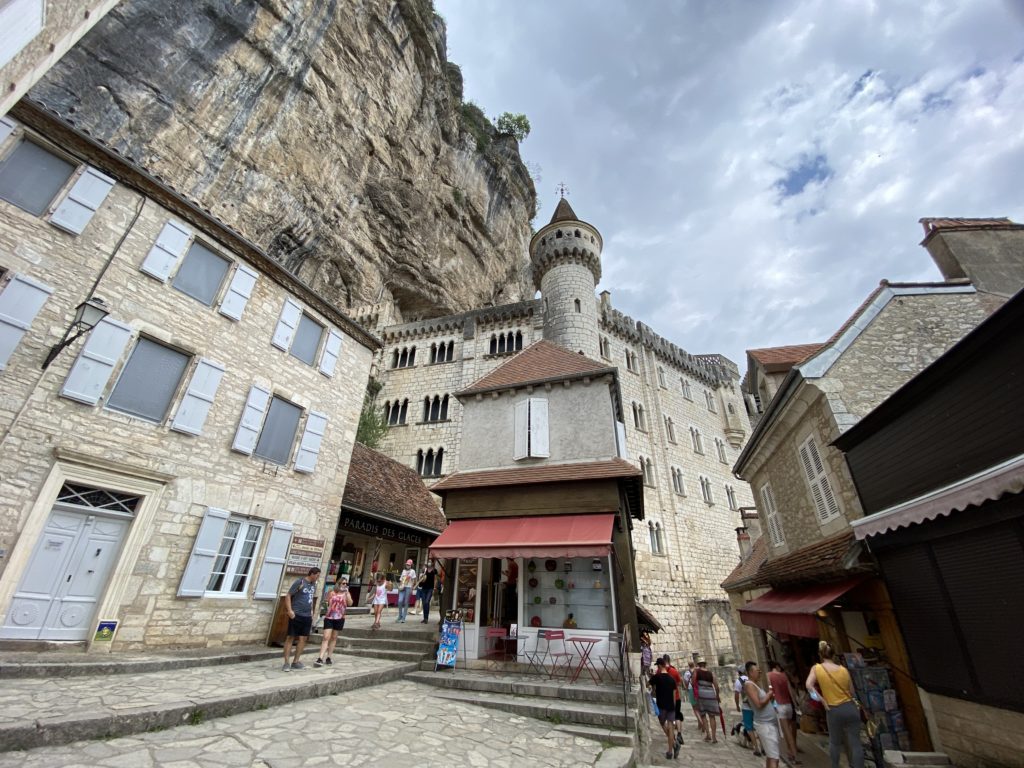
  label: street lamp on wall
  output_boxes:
[41,296,110,370]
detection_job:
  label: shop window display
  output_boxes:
[523,556,612,630]
[456,560,478,623]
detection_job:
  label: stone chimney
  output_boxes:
[920,218,1024,297]
[736,527,751,561]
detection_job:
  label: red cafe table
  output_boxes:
[566,636,601,684]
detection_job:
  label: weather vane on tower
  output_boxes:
[555,182,570,199]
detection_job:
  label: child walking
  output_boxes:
[315,578,351,666]
[370,572,387,630]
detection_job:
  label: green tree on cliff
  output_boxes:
[496,112,531,142]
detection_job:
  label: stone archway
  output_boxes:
[696,598,739,666]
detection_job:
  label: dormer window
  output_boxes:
[513,397,549,460]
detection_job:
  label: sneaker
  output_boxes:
[325,657,333,666]
[666,751,673,760]
[673,743,681,759]
[281,663,291,672]
[676,733,683,746]
[314,658,324,667]
[290,661,305,670]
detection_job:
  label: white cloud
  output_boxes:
[437,0,1024,369]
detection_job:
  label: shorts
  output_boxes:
[742,708,754,732]
[372,598,386,606]
[754,720,781,759]
[658,710,677,725]
[323,617,345,631]
[776,703,793,720]
[287,614,312,638]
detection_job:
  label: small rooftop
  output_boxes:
[458,340,615,396]
[550,197,579,224]
[432,458,641,492]
[342,443,445,532]
[747,343,824,372]
[721,536,770,591]
[919,217,1021,243]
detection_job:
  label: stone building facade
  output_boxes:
[0,105,378,650]
[358,199,755,660]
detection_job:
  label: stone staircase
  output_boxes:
[312,623,437,663]
[405,668,639,746]
[883,751,956,768]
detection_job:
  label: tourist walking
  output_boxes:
[639,631,653,678]
[282,567,320,671]
[650,657,682,760]
[693,656,722,744]
[663,655,685,747]
[418,559,437,623]
[735,666,763,755]
[397,559,416,622]
[768,661,800,764]
[743,661,782,768]
[370,572,387,630]
[315,577,351,667]
[806,641,864,768]
[685,660,708,738]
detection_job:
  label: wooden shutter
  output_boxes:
[615,420,628,459]
[0,273,52,370]
[529,397,550,457]
[231,384,271,455]
[513,400,529,460]
[140,220,192,281]
[0,116,16,145]
[254,520,294,599]
[293,411,328,473]
[798,436,842,522]
[170,358,225,436]
[60,317,132,404]
[49,166,115,235]
[218,263,258,321]
[318,328,342,377]
[271,298,302,351]
[177,507,231,597]
[761,484,785,546]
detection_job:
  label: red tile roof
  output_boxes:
[342,443,446,532]
[431,458,641,491]
[752,530,871,588]
[458,340,615,396]
[721,536,770,591]
[748,344,824,373]
[919,217,1020,243]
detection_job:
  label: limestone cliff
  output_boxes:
[30,0,536,318]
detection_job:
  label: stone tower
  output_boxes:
[530,198,603,356]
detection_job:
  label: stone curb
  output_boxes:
[0,648,281,679]
[0,662,417,752]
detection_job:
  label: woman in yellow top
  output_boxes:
[805,641,863,768]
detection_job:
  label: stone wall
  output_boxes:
[28,0,537,320]
[921,690,1024,768]
[0,124,373,650]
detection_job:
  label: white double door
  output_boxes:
[2,505,129,640]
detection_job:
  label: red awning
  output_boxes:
[738,577,866,638]
[429,514,615,559]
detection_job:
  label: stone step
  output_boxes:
[594,745,636,768]
[405,669,625,705]
[0,646,281,679]
[338,625,437,641]
[0,655,416,752]
[328,646,428,663]
[324,634,435,654]
[552,722,635,748]
[428,688,636,730]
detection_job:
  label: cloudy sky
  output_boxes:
[436,0,1024,370]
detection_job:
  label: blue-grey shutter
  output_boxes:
[218,263,258,322]
[529,397,550,457]
[318,328,342,377]
[170,358,226,436]
[49,166,115,235]
[177,507,231,597]
[0,273,53,370]
[271,298,302,351]
[232,383,271,455]
[513,400,529,460]
[59,317,133,405]
[140,220,192,281]
[615,421,628,460]
[0,116,16,145]
[293,411,328,473]
[254,520,294,599]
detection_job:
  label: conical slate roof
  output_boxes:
[550,197,578,223]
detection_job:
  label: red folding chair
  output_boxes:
[542,630,574,680]
[484,626,507,660]
[523,629,548,675]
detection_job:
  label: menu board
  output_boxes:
[436,618,463,670]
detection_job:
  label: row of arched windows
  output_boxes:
[384,399,408,426]
[423,394,449,423]
[631,401,647,431]
[430,341,455,364]
[648,522,666,555]
[417,447,444,478]
[390,346,416,369]
[489,330,523,355]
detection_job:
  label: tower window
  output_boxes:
[574,298,581,313]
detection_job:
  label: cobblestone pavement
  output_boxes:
[0,678,609,767]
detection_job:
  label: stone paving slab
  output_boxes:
[0,644,280,678]
[0,679,615,767]
[0,653,413,752]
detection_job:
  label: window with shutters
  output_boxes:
[513,397,550,460]
[798,435,842,524]
[385,398,408,426]
[253,396,303,465]
[0,138,76,216]
[760,483,785,547]
[232,386,328,473]
[205,517,264,597]
[106,337,191,422]
[289,313,324,366]
[0,271,52,371]
[171,240,231,307]
[271,299,340,375]
[416,447,444,477]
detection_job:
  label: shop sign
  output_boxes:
[339,510,427,546]
[285,535,325,575]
